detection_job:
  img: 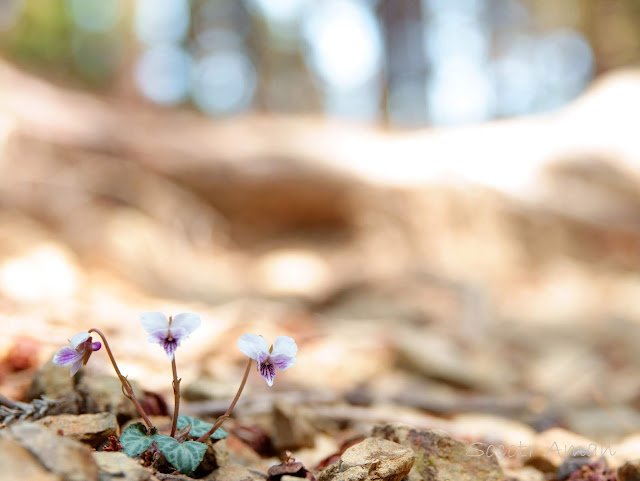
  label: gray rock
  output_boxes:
[373,423,506,481]
[36,413,118,448]
[556,447,594,480]
[393,329,510,391]
[206,465,267,481]
[78,374,145,422]
[618,459,640,481]
[27,362,144,423]
[192,438,228,478]
[318,437,415,481]
[0,436,61,481]
[93,452,152,481]
[26,360,77,401]
[565,406,640,444]
[272,400,316,452]
[7,421,99,481]
[25,361,85,417]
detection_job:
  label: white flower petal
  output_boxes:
[69,358,84,377]
[272,336,298,358]
[69,332,90,350]
[53,346,83,366]
[170,312,201,337]
[238,334,269,362]
[270,353,296,371]
[141,312,169,334]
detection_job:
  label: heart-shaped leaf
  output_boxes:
[176,415,229,440]
[120,423,156,457]
[154,434,207,474]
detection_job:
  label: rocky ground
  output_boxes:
[2,378,640,481]
[3,285,640,480]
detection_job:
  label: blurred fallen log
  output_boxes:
[3,60,640,237]
[2,59,640,323]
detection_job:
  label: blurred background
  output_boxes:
[4,0,638,123]
[3,0,640,452]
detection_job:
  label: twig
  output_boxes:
[0,395,61,424]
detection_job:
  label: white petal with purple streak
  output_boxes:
[69,358,84,377]
[269,352,296,371]
[259,362,277,386]
[163,338,179,360]
[53,346,83,366]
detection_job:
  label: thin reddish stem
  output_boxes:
[195,358,253,443]
[88,328,154,431]
[170,356,180,437]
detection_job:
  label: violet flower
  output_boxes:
[238,334,297,386]
[52,332,102,377]
[141,312,201,360]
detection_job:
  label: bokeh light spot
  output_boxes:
[533,29,594,108]
[427,58,494,126]
[425,15,490,65]
[0,245,78,303]
[303,0,383,89]
[136,45,192,105]
[191,50,257,115]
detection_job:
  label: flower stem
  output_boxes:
[88,328,154,431]
[195,358,252,443]
[170,356,180,437]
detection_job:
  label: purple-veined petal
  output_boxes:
[163,338,178,360]
[270,352,296,371]
[53,346,83,366]
[238,334,270,362]
[146,329,169,345]
[141,312,169,334]
[272,336,297,358]
[69,332,90,350]
[259,361,276,387]
[170,313,201,337]
[69,358,84,377]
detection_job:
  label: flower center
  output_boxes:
[259,361,276,381]
[164,337,177,352]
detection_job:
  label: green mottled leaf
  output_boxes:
[176,415,229,440]
[120,423,156,457]
[154,434,207,474]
